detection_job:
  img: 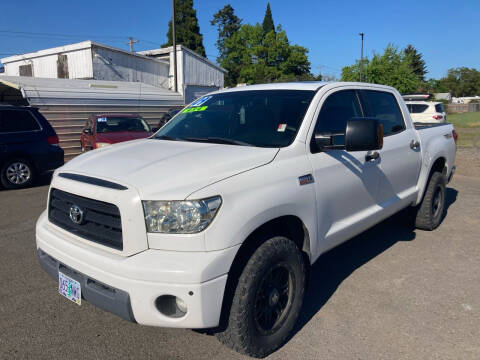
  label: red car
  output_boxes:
[81,114,156,152]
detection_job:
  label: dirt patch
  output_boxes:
[454,147,480,177]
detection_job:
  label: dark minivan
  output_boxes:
[0,106,64,189]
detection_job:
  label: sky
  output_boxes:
[0,0,479,80]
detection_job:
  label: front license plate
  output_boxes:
[58,272,81,305]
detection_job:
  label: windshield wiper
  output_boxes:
[183,137,252,146]
[155,135,181,141]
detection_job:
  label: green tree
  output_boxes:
[210,4,242,87]
[163,0,206,57]
[341,44,420,93]
[262,3,275,35]
[404,44,427,82]
[441,67,480,97]
[222,24,312,85]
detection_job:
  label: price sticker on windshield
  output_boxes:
[183,106,208,113]
[98,117,107,122]
[277,124,287,132]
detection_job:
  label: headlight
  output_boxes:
[142,196,222,233]
[95,142,111,149]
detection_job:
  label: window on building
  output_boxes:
[57,54,69,79]
[19,64,33,77]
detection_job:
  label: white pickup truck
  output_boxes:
[37,82,457,358]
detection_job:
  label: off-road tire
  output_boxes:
[1,158,36,189]
[414,171,447,230]
[216,236,306,358]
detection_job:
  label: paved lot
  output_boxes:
[0,148,479,360]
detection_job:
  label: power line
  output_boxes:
[0,30,163,47]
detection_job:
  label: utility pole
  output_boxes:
[359,33,364,82]
[126,37,139,53]
[172,0,178,93]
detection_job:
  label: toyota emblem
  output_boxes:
[69,204,84,225]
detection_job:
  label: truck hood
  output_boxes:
[61,139,278,199]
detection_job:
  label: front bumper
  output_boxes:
[36,212,239,328]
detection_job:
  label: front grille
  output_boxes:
[48,188,123,250]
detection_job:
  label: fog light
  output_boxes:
[175,297,187,313]
[155,295,187,318]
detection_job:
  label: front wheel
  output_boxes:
[1,159,36,189]
[216,236,306,358]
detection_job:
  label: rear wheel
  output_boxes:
[216,236,306,358]
[1,159,35,189]
[414,171,446,230]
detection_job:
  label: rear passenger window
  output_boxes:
[0,110,41,133]
[361,91,405,136]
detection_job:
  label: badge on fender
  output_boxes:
[298,174,314,185]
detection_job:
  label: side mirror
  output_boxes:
[150,127,159,133]
[345,118,383,152]
[313,118,383,152]
[83,128,92,135]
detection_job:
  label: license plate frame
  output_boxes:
[58,271,81,305]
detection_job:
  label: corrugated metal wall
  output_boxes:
[4,48,93,79]
[92,46,169,88]
[37,105,182,160]
[182,50,224,91]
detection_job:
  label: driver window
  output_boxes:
[311,90,362,150]
[314,90,362,133]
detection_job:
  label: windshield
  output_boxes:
[96,117,150,133]
[154,90,315,147]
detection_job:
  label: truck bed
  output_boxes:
[414,122,451,130]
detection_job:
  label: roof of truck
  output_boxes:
[215,81,396,94]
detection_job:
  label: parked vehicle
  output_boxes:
[157,109,180,129]
[404,100,447,123]
[81,114,155,151]
[0,105,64,189]
[37,82,456,358]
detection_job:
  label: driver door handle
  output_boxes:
[365,151,380,162]
[410,139,420,150]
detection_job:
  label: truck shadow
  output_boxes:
[292,187,458,337]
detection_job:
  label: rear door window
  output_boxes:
[0,109,41,133]
[360,91,405,136]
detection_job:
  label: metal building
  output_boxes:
[1,42,226,101]
[1,41,170,89]
[140,45,227,102]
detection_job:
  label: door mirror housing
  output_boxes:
[83,128,92,135]
[345,118,383,152]
[313,118,383,152]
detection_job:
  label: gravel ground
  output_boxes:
[0,148,479,360]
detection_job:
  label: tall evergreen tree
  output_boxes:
[211,4,242,60]
[163,0,206,57]
[211,4,242,87]
[262,3,275,34]
[404,44,427,82]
